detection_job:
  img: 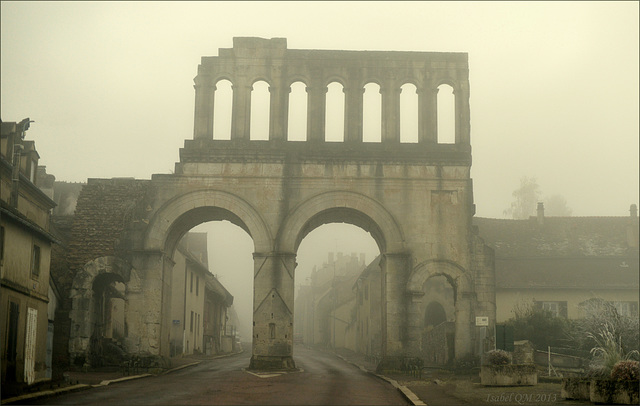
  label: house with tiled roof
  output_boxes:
[474,203,639,322]
[1,120,58,392]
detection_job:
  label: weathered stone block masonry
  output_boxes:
[65,37,495,370]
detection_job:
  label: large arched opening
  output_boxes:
[279,190,408,365]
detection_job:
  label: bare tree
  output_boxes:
[503,177,541,219]
[545,194,572,216]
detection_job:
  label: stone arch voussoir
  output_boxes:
[277,190,405,254]
[143,189,272,253]
[407,259,472,295]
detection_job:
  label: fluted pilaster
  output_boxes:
[344,86,364,142]
[381,84,401,143]
[306,80,326,142]
[231,79,251,140]
[193,76,215,140]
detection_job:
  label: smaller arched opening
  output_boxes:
[325,81,345,142]
[69,256,131,367]
[362,82,381,143]
[89,273,126,367]
[288,81,308,141]
[437,84,455,144]
[421,275,456,365]
[400,83,418,143]
[213,79,233,140]
[407,260,474,362]
[250,80,270,140]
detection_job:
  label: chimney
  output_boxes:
[328,252,334,264]
[537,202,544,226]
[628,204,639,249]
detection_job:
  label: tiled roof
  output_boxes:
[473,215,639,290]
[473,216,637,258]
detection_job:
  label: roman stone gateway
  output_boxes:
[69,37,496,370]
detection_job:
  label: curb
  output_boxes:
[335,354,427,406]
[94,373,153,386]
[1,384,92,405]
[0,351,243,404]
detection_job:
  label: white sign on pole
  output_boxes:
[475,316,489,326]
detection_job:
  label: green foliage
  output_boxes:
[486,349,511,365]
[611,360,640,381]
[505,300,570,350]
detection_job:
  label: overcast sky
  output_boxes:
[2,1,638,337]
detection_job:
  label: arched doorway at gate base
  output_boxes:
[407,260,475,363]
[68,256,131,367]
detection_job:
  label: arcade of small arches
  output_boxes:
[192,37,470,146]
[207,79,456,144]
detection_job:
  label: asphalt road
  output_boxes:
[31,346,409,405]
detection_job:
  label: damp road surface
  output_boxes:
[32,346,409,405]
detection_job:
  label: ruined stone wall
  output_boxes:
[67,178,150,276]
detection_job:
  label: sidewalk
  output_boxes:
[332,348,590,406]
[332,347,467,406]
[1,350,240,405]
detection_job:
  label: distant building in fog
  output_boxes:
[294,252,366,349]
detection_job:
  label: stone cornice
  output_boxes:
[178,139,472,166]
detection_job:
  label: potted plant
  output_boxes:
[480,349,537,386]
[589,360,639,405]
[563,324,639,404]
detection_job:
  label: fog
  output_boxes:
[2,2,638,333]
[191,221,379,339]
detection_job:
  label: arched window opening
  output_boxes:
[325,82,345,142]
[400,83,418,143]
[213,80,233,140]
[288,81,308,141]
[362,83,381,143]
[250,80,270,141]
[437,84,455,144]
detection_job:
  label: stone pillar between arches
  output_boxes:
[306,84,326,142]
[250,252,297,370]
[454,291,474,359]
[381,85,401,143]
[125,251,173,358]
[405,292,425,356]
[377,252,410,371]
[231,81,251,140]
[344,86,364,142]
[193,76,214,140]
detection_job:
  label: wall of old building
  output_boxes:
[497,288,640,322]
[1,120,56,387]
